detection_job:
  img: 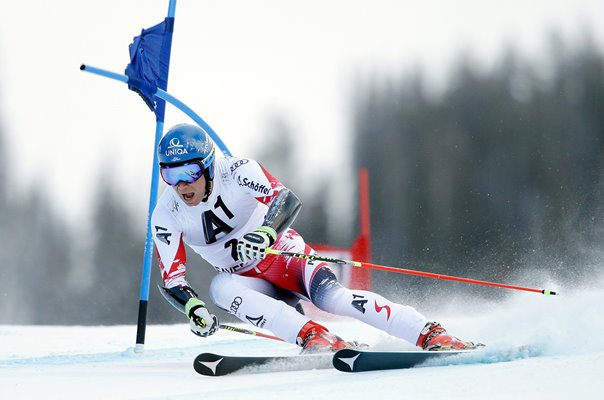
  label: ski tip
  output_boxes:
[332,349,361,373]
[193,353,224,377]
[542,289,558,296]
[80,64,86,71]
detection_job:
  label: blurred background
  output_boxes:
[0,0,603,325]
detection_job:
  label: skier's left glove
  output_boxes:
[185,298,219,337]
[237,226,277,263]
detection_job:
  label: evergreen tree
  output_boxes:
[253,114,330,245]
[87,168,144,324]
[352,33,604,299]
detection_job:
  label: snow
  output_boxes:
[1,285,602,400]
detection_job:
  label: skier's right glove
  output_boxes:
[237,226,277,263]
[185,298,219,337]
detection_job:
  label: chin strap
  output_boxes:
[202,179,214,202]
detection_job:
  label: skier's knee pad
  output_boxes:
[308,266,343,310]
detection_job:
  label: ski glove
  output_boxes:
[237,226,277,263]
[185,298,218,337]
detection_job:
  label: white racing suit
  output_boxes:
[152,156,428,344]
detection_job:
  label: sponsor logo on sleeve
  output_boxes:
[230,159,249,173]
[237,176,271,195]
[154,226,172,245]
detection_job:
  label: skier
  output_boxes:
[152,123,479,353]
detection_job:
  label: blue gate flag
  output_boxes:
[125,17,174,118]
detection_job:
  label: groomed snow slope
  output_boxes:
[1,284,602,399]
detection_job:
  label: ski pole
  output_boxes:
[219,324,285,342]
[265,248,558,296]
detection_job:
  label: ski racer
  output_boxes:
[152,123,480,353]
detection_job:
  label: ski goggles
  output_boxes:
[160,161,204,186]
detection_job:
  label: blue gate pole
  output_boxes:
[79,65,233,157]
[135,0,177,354]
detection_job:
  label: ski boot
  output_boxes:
[297,321,361,354]
[416,322,482,351]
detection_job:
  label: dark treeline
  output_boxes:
[353,33,604,302]
[1,33,602,324]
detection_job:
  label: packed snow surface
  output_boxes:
[1,284,602,399]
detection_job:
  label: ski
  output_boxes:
[332,348,476,373]
[193,352,332,376]
[195,349,472,376]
